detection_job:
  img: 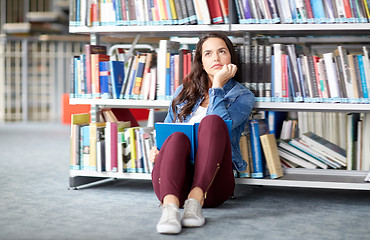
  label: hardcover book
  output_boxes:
[155,120,232,164]
[249,119,269,178]
[260,133,284,179]
[301,131,347,166]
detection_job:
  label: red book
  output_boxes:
[206,0,224,24]
[174,54,180,90]
[91,53,110,98]
[85,45,107,96]
[281,54,289,100]
[219,0,229,23]
[312,56,323,99]
[305,0,314,19]
[110,122,118,172]
[342,0,353,18]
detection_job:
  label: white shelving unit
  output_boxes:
[68,22,370,190]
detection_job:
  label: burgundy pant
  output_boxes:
[152,115,235,208]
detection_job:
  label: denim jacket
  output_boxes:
[163,79,255,172]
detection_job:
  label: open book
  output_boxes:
[155,120,232,164]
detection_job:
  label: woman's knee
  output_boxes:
[167,132,191,145]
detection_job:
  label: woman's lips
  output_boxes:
[212,64,223,68]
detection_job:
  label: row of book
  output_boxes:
[70,0,231,26]
[70,111,156,174]
[235,0,370,24]
[69,0,370,27]
[71,41,370,104]
[70,41,192,100]
[240,44,370,103]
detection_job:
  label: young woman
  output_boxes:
[149,32,255,234]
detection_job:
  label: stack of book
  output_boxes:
[277,131,347,169]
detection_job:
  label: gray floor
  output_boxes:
[1,122,370,240]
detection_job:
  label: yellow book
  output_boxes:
[158,0,167,21]
[168,0,177,20]
[239,134,251,178]
[260,134,284,179]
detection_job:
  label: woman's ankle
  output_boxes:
[188,187,204,206]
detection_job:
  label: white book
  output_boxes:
[289,139,341,169]
[323,52,341,101]
[149,67,157,100]
[278,148,318,169]
[273,44,283,100]
[361,114,370,171]
[278,140,328,169]
[334,0,346,19]
[157,40,180,100]
[356,118,363,170]
[301,132,347,167]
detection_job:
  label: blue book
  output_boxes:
[249,119,269,178]
[155,120,232,164]
[357,55,369,99]
[73,56,80,98]
[110,61,125,99]
[267,111,287,139]
[310,0,326,23]
[99,61,112,99]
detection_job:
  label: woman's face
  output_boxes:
[201,37,232,81]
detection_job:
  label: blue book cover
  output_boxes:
[99,61,111,99]
[267,111,287,139]
[155,120,232,164]
[249,119,269,178]
[310,0,326,23]
[73,57,80,98]
[109,61,125,99]
[357,55,369,99]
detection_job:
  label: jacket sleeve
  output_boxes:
[207,86,255,129]
[163,85,184,123]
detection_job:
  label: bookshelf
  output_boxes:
[68,2,370,190]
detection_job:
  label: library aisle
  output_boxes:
[0,123,370,240]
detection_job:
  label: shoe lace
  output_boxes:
[163,204,179,221]
[184,200,199,217]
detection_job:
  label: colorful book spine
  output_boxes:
[249,120,265,178]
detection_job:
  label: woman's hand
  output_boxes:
[149,146,159,163]
[212,64,237,88]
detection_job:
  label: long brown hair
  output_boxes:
[171,32,240,122]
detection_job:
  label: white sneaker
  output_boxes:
[156,204,181,234]
[181,198,205,227]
